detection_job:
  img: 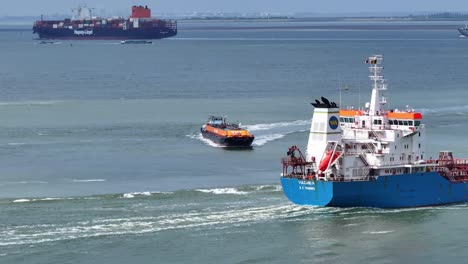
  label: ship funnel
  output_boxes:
[306,97,341,162]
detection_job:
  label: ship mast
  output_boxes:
[367,55,387,116]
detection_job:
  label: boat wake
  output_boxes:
[13,197,69,203]
[5,184,282,204]
[187,133,223,148]
[419,105,468,116]
[196,188,248,195]
[0,100,62,106]
[244,120,310,132]
[72,179,107,183]
[122,192,152,198]
[0,203,313,246]
[188,120,310,147]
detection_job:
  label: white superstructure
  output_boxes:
[306,55,428,181]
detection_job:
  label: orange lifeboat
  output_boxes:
[319,150,341,171]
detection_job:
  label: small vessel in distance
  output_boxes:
[120,40,152,44]
[458,25,468,37]
[37,40,61,44]
[201,116,255,148]
[281,55,468,208]
[33,5,177,40]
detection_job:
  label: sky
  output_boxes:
[3,0,468,16]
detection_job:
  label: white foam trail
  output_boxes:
[0,100,62,106]
[13,199,30,203]
[122,192,152,198]
[254,185,282,192]
[72,179,107,183]
[196,188,248,195]
[419,105,468,115]
[7,142,26,146]
[0,204,320,246]
[151,191,174,195]
[78,139,94,143]
[253,129,307,146]
[187,133,222,148]
[252,133,286,146]
[5,181,48,185]
[363,230,395,234]
[12,197,68,203]
[245,120,310,132]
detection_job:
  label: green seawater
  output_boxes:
[0,21,468,263]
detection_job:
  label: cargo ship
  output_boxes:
[281,55,468,208]
[201,116,255,147]
[33,5,177,40]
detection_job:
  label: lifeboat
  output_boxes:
[319,150,341,171]
[200,116,255,147]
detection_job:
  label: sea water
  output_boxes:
[1,21,468,263]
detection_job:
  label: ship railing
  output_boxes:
[344,144,376,155]
[426,158,468,166]
[369,130,385,142]
[282,172,307,179]
[364,143,376,154]
[288,174,378,182]
[326,175,377,182]
[454,159,468,165]
[281,157,312,165]
[352,167,370,177]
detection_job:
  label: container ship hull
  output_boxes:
[201,129,254,148]
[33,27,176,40]
[281,173,468,208]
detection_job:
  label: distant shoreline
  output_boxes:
[0,17,466,31]
[2,14,468,25]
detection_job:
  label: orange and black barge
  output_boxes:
[201,116,254,147]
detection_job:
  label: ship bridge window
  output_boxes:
[373,119,382,125]
[408,120,414,126]
[403,120,409,126]
[415,121,421,127]
[389,120,394,125]
[341,118,355,123]
[398,120,403,126]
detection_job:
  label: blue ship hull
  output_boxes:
[281,172,468,208]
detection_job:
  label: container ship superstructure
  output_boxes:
[201,116,255,148]
[281,55,468,208]
[33,5,177,40]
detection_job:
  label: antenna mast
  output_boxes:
[366,55,387,115]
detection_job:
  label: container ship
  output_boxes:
[33,5,177,40]
[281,55,468,208]
[201,116,255,147]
